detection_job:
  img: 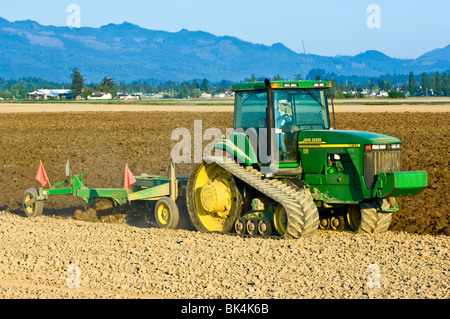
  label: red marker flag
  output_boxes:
[35,160,49,187]
[124,163,136,191]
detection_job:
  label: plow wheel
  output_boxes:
[154,197,179,229]
[186,162,243,233]
[23,188,44,217]
[347,199,392,233]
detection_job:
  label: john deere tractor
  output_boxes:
[186,78,427,238]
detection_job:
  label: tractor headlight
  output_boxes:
[365,143,401,151]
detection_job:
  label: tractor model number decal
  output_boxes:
[299,139,360,149]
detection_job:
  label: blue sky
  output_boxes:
[0,0,448,59]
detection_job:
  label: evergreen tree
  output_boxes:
[407,72,416,96]
[421,72,429,96]
[442,73,449,96]
[377,78,385,90]
[385,76,393,92]
[273,74,284,81]
[432,72,442,96]
[97,76,116,94]
[70,67,84,97]
[190,80,199,90]
[200,78,210,92]
[368,78,375,90]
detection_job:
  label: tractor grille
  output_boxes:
[364,149,402,190]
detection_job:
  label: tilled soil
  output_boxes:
[0,211,448,299]
[0,111,448,299]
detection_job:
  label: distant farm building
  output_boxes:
[87,92,112,100]
[116,93,140,100]
[28,89,73,100]
[200,93,212,99]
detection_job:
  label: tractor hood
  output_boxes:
[297,129,402,175]
[298,130,401,147]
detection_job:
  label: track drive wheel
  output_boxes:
[347,199,392,233]
[23,188,44,217]
[186,162,243,233]
[154,197,180,229]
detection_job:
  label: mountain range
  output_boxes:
[0,17,449,83]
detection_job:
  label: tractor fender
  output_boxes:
[213,135,258,166]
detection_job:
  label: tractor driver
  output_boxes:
[275,99,292,127]
[275,99,292,160]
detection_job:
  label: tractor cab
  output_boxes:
[231,79,333,169]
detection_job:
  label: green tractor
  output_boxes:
[186,78,428,238]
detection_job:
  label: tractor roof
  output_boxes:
[230,80,332,92]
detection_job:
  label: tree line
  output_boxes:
[70,68,232,99]
[407,71,450,97]
[305,69,450,98]
[1,67,449,100]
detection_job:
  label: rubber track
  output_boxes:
[204,156,319,238]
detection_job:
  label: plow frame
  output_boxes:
[24,162,186,211]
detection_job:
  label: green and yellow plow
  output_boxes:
[23,161,187,229]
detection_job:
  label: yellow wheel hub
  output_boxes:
[157,204,170,225]
[24,194,35,215]
[200,181,231,217]
[192,163,239,232]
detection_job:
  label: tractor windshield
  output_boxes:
[274,89,330,131]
